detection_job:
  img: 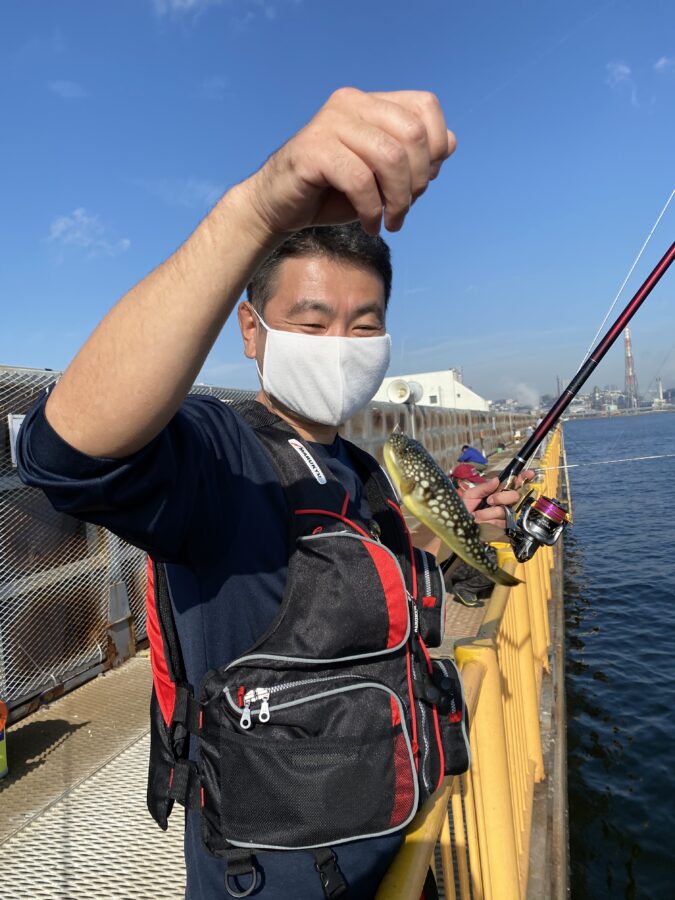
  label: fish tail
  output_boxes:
[491,567,521,587]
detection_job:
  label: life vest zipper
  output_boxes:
[409,644,432,795]
[420,551,432,597]
[228,674,369,729]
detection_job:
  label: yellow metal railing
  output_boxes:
[377,429,564,900]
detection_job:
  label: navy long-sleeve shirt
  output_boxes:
[17,394,401,899]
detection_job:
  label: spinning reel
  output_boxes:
[504,493,570,563]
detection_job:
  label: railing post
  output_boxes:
[511,576,545,782]
[456,641,522,900]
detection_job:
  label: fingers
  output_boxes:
[462,477,500,503]
[348,95,432,209]
[462,476,521,521]
[324,87,454,232]
[312,141,386,235]
[487,488,522,507]
[371,90,455,171]
[474,506,507,525]
[252,87,455,238]
[334,117,414,232]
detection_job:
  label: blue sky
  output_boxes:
[1,0,673,402]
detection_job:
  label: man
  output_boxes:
[17,89,524,898]
[457,444,488,467]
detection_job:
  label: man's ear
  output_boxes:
[238,302,259,360]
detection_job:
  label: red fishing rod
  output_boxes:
[500,241,675,485]
[488,241,675,562]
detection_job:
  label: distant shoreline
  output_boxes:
[565,408,675,423]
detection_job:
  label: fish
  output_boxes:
[383,432,520,587]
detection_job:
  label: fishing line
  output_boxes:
[539,452,675,472]
[579,189,674,367]
[564,191,673,461]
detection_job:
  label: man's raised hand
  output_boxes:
[241,88,456,240]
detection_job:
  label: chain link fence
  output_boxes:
[1,365,531,719]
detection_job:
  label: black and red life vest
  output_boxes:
[145,401,469,898]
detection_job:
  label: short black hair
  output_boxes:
[461,445,469,451]
[246,223,392,314]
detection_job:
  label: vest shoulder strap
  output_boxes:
[231,400,350,515]
[340,437,411,565]
[231,401,411,567]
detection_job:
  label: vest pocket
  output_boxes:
[413,547,446,649]
[257,530,410,661]
[201,681,417,850]
[431,658,471,776]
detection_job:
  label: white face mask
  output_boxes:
[252,310,391,426]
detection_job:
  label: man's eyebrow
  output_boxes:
[351,302,385,321]
[286,299,384,320]
[286,299,333,316]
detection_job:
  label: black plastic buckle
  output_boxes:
[313,848,347,899]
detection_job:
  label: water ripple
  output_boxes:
[564,413,675,899]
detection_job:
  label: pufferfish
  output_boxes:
[384,432,520,587]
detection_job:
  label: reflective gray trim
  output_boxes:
[223,673,367,717]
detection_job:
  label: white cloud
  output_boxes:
[605,61,638,108]
[134,176,223,209]
[48,80,88,100]
[605,61,631,87]
[152,0,222,14]
[46,208,130,258]
[152,0,279,23]
[654,56,675,74]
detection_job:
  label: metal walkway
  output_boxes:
[1,656,185,898]
[0,610,484,899]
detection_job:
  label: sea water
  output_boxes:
[564,412,675,899]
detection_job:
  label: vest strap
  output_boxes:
[171,684,201,734]
[167,759,200,809]
[224,850,260,898]
[313,848,348,899]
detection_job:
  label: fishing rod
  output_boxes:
[501,241,675,484]
[496,241,675,562]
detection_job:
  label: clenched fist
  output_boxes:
[241,87,456,240]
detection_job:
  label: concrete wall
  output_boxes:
[341,401,533,471]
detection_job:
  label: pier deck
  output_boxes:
[0,657,185,897]
[0,609,487,897]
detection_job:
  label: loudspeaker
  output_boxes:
[386,379,423,404]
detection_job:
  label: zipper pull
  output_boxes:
[257,688,271,723]
[240,700,252,730]
[240,689,256,730]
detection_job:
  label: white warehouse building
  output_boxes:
[374,368,490,412]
